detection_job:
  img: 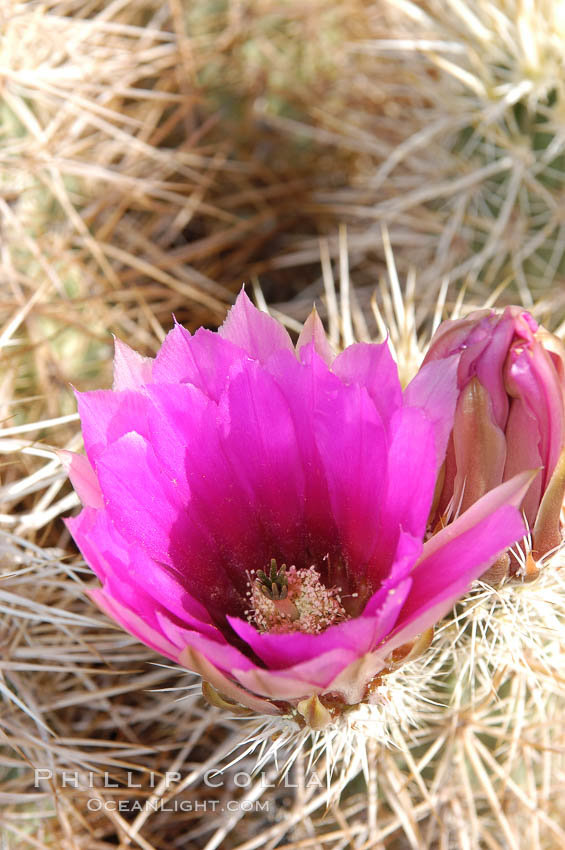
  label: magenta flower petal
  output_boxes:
[404,355,459,461]
[91,587,187,660]
[388,504,523,653]
[312,376,388,570]
[59,450,103,509]
[363,532,420,614]
[473,316,517,428]
[218,289,294,362]
[76,388,149,467]
[263,348,340,555]
[296,309,335,365]
[425,311,515,430]
[94,434,245,622]
[233,651,359,699]
[95,431,195,564]
[113,338,153,391]
[65,509,111,584]
[66,509,218,638]
[226,616,367,670]
[144,381,270,580]
[219,360,308,562]
[423,469,532,564]
[152,325,247,401]
[332,341,402,429]
[143,381,214,492]
[378,472,531,657]
[376,406,437,572]
[408,505,522,617]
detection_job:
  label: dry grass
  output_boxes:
[1,1,565,848]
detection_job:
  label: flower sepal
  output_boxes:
[532,445,565,561]
[296,695,334,730]
[201,680,255,716]
[387,626,435,670]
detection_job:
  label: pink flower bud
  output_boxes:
[424,307,565,570]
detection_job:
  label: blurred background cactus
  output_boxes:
[1,1,564,848]
[266,0,565,323]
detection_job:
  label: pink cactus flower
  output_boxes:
[424,306,565,579]
[64,292,531,722]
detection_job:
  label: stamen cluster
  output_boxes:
[249,563,348,634]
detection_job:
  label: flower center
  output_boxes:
[248,559,349,634]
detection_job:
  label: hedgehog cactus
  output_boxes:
[61,287,565,849]
[333,0,565,314]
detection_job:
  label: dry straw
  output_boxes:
[1,2,565,849]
